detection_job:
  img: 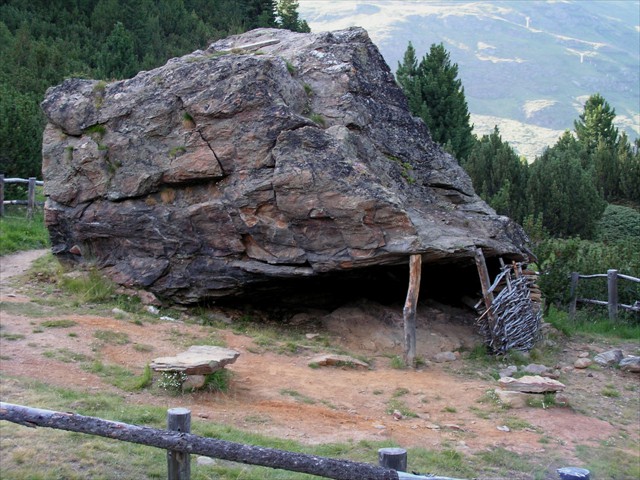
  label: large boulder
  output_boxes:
[41,27,529,304]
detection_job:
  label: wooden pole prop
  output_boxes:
[474,248,494,317]
[167,408,191,480]
[403,254,422,367]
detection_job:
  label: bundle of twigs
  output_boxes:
[476,265,542,354]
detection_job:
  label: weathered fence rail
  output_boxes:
[0,402,464,480]
[0,174,45,218]
[569,269,640,320]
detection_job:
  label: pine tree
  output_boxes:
[462,126,528,222]
[396,43,474,162]
[276,0,310,32]
[574,93,619,154]
[527,131,606,239]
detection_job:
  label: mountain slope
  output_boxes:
[299,0,639,159]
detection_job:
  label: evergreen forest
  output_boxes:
[0,0,308,179]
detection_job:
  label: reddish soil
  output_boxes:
[1,250,638,474]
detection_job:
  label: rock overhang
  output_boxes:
[41,27,529,305]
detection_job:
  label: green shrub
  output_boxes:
[535,236,640,312]
[596,204,640,243]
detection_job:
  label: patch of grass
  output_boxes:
[392,387,410,398]
[502,416,535,431]
[526,392,557,409]
[93,329,130,345]
[545,306,640,340]
[83,123,106,138]
[59,268,117,305]
[309,112,326,126]
[285,60,295,75]
[204,369,231,393]
[168,145,187,157]
[0,332,25,341]
[85,361,151,391]
[280,389,316,405]
[0,209,50,255]
[133,343,154,352]
[575,444,640,479]
[601,385,620,398]
[41,319,77,328]
[442,406,457,413]
[303,83,313,96]
[475,447,546,478]
[42,348,90,363]
[389,355,406,369]
[385,398,418,418]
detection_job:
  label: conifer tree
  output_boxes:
[397,42,475,162]
[462,127,528,222]
[574,93,619,154]
[276,0,310,32]
[527,131,606,239]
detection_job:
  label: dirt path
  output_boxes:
[1,250,638,476]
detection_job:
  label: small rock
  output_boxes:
[146,305,160,315]
[577,351,589,358]
[619,356,640,373]
[305,333,320,340]
[499,375,565,393]
[555,393,570,406]
[373,424,386,430]
[392,410,403,420]
[151,345,240,375]
[160,316,178,322]
[524,363,549,375]
[138,290,161,306]
[69,244,82,255]
[574,358,593,369]
[111,307,128,317]
[497,425,511,432]
[494,389,530,409]
[499,365,518,378]
[424,422,441,430]
[594,349,624,366]
[433,351,457,363]
[443,424,465,431]
[182,374,206,391]
[196,456,216,466]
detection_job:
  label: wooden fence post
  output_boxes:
[167,407,191,480]
[0,174,4,217]
[568,272,580,319]
[378,448,407,472]
[607,269,618,321]
[403,254,422,367]
[27,177,36,220]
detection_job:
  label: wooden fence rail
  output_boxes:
[0,174,45,218]
[569,269,640,320]
[0,402,464,480]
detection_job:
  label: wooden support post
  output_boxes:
[0,174,4,217]
[568,272,580,319]
[607,269,618,321]
[474,248,494,315]
[167,407,191,480]
[27,177,36,220]
[378,448,407,472]
[403,254,422,368]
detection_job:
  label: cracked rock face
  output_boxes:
[41,27,529,304]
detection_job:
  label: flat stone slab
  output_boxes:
[308,354,369,369]
[151,346,240,375]
[498,375,565,393]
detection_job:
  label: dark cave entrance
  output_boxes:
[229,255,508,312]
